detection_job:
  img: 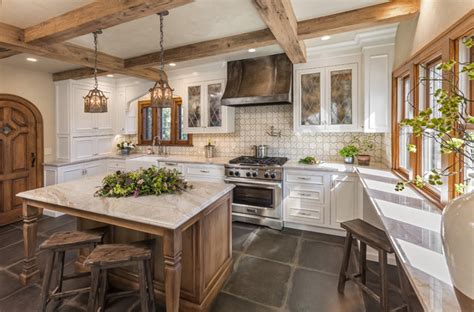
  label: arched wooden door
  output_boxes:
[0,94,43,225]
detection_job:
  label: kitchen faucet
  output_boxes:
[152,136,166,155]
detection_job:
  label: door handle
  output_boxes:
[31,153,36,168]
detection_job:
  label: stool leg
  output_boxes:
[55,251,65,294]
[338,233,353,294]
[359,242,367,285]
[38,250,55,312]
[98,269,108,311]
[379,250,389,312]
[88,266,101,312]
[396,256,411,312]
[145,259,156,312]
[138,261,150,312]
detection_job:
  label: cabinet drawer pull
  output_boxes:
[298,192,313,197]
[165,162,178,166]
[297,177,311,180]
[200,170,210,173]
[297,211,311,216]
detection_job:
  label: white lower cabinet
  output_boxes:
[158,161,185,173]
[184,164,225,182]
[283,169,358,231]
[44,160,107,186]
[107,159,126,173]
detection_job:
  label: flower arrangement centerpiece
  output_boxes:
[95,166,191,198]
[117,140,135,155]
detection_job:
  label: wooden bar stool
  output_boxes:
[338,219,410,312]
[38,229,107,312]
[84,243,155,312]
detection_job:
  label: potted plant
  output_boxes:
[396,38,474,305]
[350,135,376,166]
[117,140,135,156]
[339,145,359,164]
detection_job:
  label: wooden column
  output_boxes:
[163,229,183,312]
[20,202,41,285]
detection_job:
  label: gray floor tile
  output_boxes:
[280,227,303,237]
[224,256,291,308]
[0,242,26,268]
[301,231,346,245]
[211,293,275,312]
[297,240,344,275]
[37,215,75,234]
[0,285,41,312]
[232,225,255,252]
[245,229,298,263]
[0,271,22,300]
[43,220,77,236]
[0,225,15,235]
[0,229,23,249]
[288,268,364,312]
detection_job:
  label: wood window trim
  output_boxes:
[137,98,193,147]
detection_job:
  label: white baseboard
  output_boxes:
[284,221,345,236]
[43,209,64,218]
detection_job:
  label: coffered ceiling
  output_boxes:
[0,0,401,75]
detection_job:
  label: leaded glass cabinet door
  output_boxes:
[326,64,358,131]
[187,84,202,129]
[206,80,225,129]
[294,68,325,132]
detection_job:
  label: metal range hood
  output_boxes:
[221,53,293,106]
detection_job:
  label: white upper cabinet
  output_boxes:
[183,79,235,134]
[294,58,359,133]
[362,44,394,133]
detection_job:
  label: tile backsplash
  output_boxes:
[131,105,387,162]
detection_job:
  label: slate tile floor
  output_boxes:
[0,216,409,312]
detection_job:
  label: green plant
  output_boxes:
[396,39,474,193]
[95,166,191,198]
[339,145,359,158]
[350,134,376,154]
[117,140,135,150]
[298,156,320,165]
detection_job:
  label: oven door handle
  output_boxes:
[224,178,281,188]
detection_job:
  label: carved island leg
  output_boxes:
[19,202,41,285]
[163,230,182,312]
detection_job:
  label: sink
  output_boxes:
[128,156,160,162]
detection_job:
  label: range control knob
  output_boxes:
[270,173,276,179]
[264,172,270,178]
[246,172,251,177]
[252,172,258,177]
[235,171,240,177]
[229,170,234,176]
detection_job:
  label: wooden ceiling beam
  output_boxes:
[0,48,20,59]
[297,0,420,40]
[52,68,109,82]
[24,0,194,44]
[125,0,419,69]
[252,0,306,64]
[0,22,165,81]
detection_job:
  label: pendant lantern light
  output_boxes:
[149,11,174,108]
[84,30,108,113]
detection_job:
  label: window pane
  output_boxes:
[330,69,353,125]
[422,135,442,190]
[159,107,171,141]
[300,72,321,125]
[188,85,201,127]
[208,83,223,127]
[178,104,188,141]
[399,76,412,173]
[142,107,152,141]
[465,134,474,192]
[399,129,412,171]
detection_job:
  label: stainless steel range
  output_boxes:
[224,156,288,230]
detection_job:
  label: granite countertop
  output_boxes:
[356,166,462,311]
[17,174,234,230]
[283,159,388,173]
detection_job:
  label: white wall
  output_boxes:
[394,0,473,67]
[0,64,56,162]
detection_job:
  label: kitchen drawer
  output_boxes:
[285,170,325,185]
[286,208,324,225]
[108,160,126,168]
[184,164,224,177]
[285,197,325,211]
[286,183,324,204]
[159,161,184,173]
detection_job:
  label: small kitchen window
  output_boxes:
[138,98,192,146]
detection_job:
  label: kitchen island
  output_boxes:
[17,174,235,312]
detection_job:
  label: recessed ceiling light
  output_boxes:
[26,57,37,62]
[106,74,114,78]
[321,35,331,41]
[169,63,176,67]
[248,48,256,53]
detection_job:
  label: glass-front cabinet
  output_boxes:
[294,63,358,132]
[184,79,235,133]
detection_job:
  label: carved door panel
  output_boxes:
[0,100,39,225]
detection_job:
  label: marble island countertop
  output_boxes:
[356,166,462,311]
[17,174,234,230]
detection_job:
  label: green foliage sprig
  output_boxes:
[339,145,359,158]
[95,166,191,198]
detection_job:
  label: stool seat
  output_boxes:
[39,230,103,250]
[84,244,152,266]
[340,219,393,253]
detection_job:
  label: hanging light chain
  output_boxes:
[93,30,99,89]
[159,13,164,80]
